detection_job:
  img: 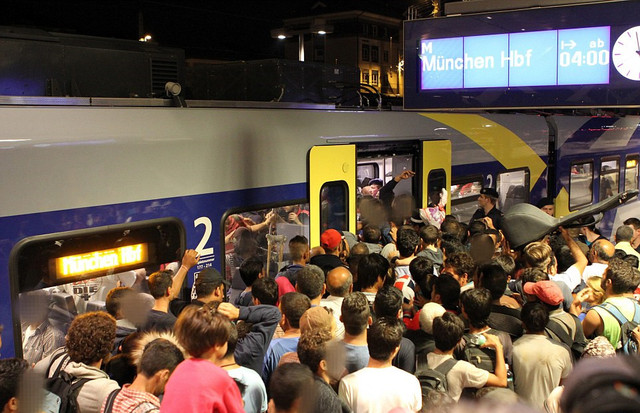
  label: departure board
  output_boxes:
[404,1,640,109]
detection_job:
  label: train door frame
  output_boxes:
[309,140,452,245]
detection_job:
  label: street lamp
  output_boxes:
[271,22,333,62]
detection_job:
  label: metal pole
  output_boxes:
[299,33,305,62]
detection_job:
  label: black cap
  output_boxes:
[537,197,554,208]
[195,267,229,287]
[480,187,499,198]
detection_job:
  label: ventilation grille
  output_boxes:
[151,58,179,97]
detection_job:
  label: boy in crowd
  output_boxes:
[162,304,244,412]
[339,317,421,412]
[235,257,265,307]
[427,312,507,401]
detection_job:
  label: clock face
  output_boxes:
[612,26,640,81]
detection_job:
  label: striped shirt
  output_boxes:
[100,384,160,413]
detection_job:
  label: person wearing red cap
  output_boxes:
[523,277,587,360]
[309,229,348,275]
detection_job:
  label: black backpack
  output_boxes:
[416,357,458,393]
[44,357,91,413]
[545,316,587,361]
[460,332,496,372]
[597,300,640,354]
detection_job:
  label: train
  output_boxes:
[1,97,638,358]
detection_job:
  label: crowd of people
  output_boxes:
[3,175,640,413]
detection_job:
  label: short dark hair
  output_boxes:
[269,363,313,411]
[373,285,402,318]
[297,329,332,374]
[252,277,279,305]
[225,322,239,357]
[624,218,640,230]
[419,225,440,246]
[397,228,420,257]
[555,245,576,273]
[440,236,465,257]
[433,312,464,352]
[296,265,325,300]
[341,292,370,336]
[175,303,231,358]
[445,252,475,277]
[520,267,549,284]
[441,220,463,241]
[139,338,184,377]
[367,317,404,361]
[358,253,390,289]
[239,257,263,287]
[289,236,309,261]
[105,287,135,318]
[0,358,28,409]
[410,256,434,298]
[493,255,516,277]
[148,270,173,299]
[280,292,311,329]
[433,274,460,311]
[468,220,487,238]
[362,225,381,243]
[521,302,549,333]
[460,288,492,329]
[607,257,640,294]
[66,312,116,364]
[478,263,508,300]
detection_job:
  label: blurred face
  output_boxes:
[541,204,555,216]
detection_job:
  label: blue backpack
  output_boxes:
[598,300,640,354]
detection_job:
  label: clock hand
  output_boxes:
[637,32,640,55]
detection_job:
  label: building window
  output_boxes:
[371,46,379,63]
[362,70,369,84]
[362,44,370,61]
[361,23,369,35]
[372,25,378,37]
[383,50,389,63]
[371,70,379,85]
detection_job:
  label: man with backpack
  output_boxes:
[41,312,120,413]
[422,312,507,401]
[574,258,640,349]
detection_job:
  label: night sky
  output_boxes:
[2,0,413,60]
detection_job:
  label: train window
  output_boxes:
[599,158,620,201]
[223,202,310,283]
[428,169,447,205]
[9,218,185,360]
[496,169,530,212]
[569,161,593,210]
[625,155,639,192]
[357,162,380,192]
[321,181,349,233]
[450,176,483,223]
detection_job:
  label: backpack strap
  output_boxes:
[545,319,574,348]
[102,388,122,413]
[434,358,458,376]
[49,349,70,378]
[598,301,637,326]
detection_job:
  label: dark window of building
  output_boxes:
[371,46,379,63]
[362,44,370,61]
[383,50,389,63]
[372,25,378,37]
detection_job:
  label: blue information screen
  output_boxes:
[404,1,640,109]
[419,27,609,90]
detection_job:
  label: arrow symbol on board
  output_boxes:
[561,40,576,50]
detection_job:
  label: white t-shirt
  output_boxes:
[512,334,572,409]
[426,352,489,401]
[550,264,582,292]
[582,262,607,281]
[338,366,421,413]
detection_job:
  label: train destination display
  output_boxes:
[404,2,640,109]
[420,27,610,90]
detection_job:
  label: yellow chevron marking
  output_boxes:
[421,113,547,189]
